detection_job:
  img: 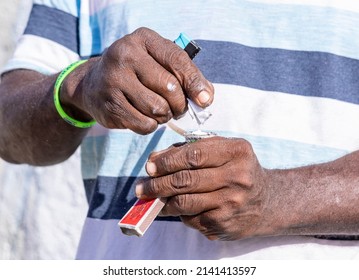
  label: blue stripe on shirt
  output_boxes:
[81,130,348,180]
[84,176,179,221]
[24,4,79,53]
[195,40,359,104]
[24,4,359,106]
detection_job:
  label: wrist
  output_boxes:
[58,59,96,124]
[259,168,305,236]
[249,168,291,237]
[262,167,329,236]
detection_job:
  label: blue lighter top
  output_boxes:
[174,32,192,49]
[174,32,201,59]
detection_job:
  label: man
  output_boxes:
[1,0,359,259]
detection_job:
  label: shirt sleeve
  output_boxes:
[1,0,80,75]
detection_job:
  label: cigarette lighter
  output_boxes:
[118,33,212,237]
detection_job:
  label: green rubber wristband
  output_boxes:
[54,59,96,128]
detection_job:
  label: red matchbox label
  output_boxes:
[120,199,156,226]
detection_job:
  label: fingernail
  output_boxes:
[146,161,157,176]
[198,91,211,105]
[135,182,144,198]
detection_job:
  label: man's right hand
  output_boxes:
[62,27,214,134]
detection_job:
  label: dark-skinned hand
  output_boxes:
[63,27,214,134]
[135,137,276,241]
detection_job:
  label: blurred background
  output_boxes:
[0,1,87,259]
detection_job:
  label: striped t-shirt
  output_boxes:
[4,0,359,259]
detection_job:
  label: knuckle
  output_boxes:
[159,153,181,173]
[103,44,118,62]
[227,162,255,189]
[102,104,126,129]
[227,191,245,208]
[240,172,256,189]
[106,35,141,66]
[134,27,166,55]
[169,49,192,72]
[172,194,191,211]
[239,138,253,153]
[150,98,171,117]
[186,146,207,168]
[231,138,253,157]
[171,170,199,190]
[132,27,152,39]
[147,178,160,195]
[163,75,181,94]
[104,98,124,118]
[184,71,205,93]
[105,41,125,62]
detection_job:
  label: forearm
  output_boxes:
[266,150,359,236]
[0,68,90,166]
[138,137,359,240]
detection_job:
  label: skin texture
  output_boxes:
[136,137,359,241]
[0,28,214,165]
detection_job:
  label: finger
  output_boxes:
[136,167,227,199]
[159,192,220,216]
[134,27,214,108]
[146,137,242,177]
[131,54,187,119]
[99,89,158,134]
[180,211,224,240]
[119,71,174,123]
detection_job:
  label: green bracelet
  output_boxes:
[54,59,96,128]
